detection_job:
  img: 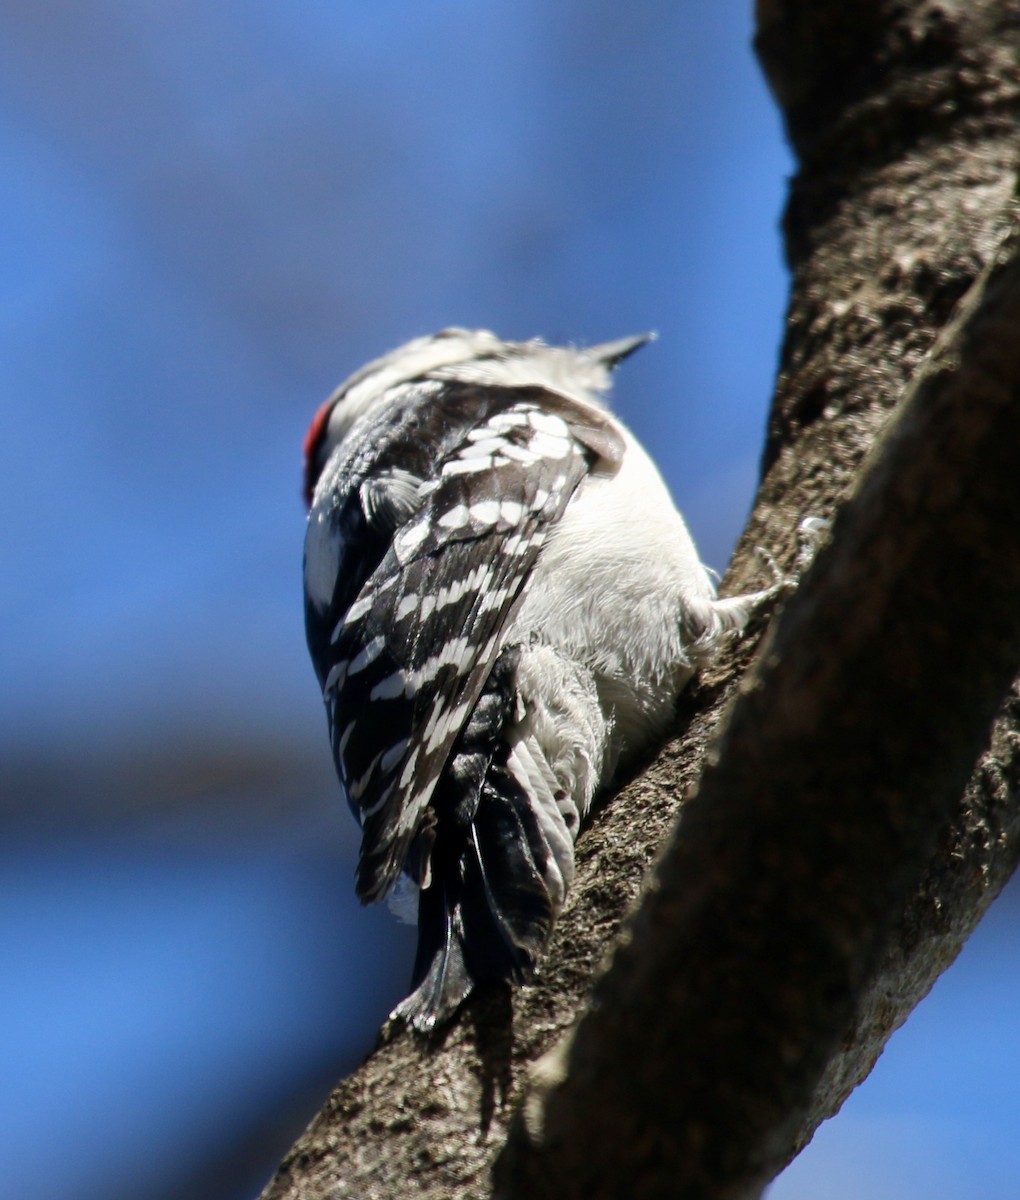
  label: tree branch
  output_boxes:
[495,227,1020,1200]
[259,3,1020,1197]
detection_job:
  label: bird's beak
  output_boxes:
[587,331,657,368]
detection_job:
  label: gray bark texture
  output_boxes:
[260,2,1020,1197]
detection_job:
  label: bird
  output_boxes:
[301,328,780,1031]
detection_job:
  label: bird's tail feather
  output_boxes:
[391,641,601,1032]
[393,766,555,1032]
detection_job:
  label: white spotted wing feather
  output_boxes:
[305,384,623,904]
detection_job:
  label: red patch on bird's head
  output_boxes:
[302,397,335,508]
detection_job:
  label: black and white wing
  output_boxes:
[303,380,624,905]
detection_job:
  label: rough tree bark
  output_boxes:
[260,2,1020,1197]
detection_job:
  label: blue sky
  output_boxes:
[1,3,1017,1198]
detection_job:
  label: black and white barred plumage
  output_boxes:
[302,329,775,1031]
